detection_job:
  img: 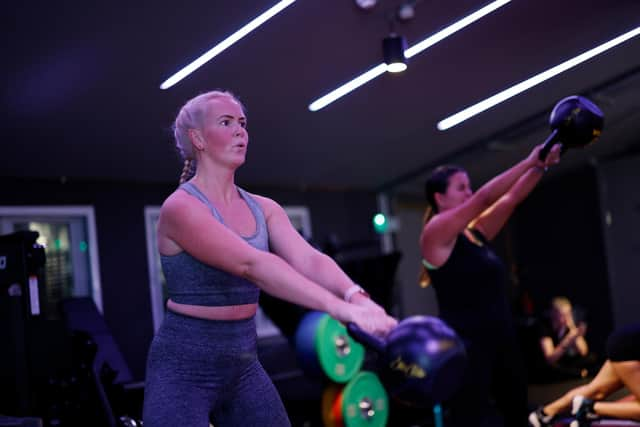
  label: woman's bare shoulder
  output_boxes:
[245,192,281,214]
[161,187,195,212]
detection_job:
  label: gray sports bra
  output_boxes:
[160,182,268,306]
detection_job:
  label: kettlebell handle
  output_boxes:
[538,128,560,161]
[346,322,386,354]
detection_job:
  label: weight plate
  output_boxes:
[339,371,389,427]
[321,384,342,427]
[315,314,364,383]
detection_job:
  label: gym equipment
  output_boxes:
[321,371,389,427]
[539,95,604,161]
[0,231,47,415]
[295,311,365,383]
[347,315,467,407]
[59,298,144,426]
[321,384,342,427]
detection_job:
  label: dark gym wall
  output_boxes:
[262,187,382,249]
[392,199,441,318]
[597,153,640,329]
[511,165,613,358]
[0,178,169,381]
[0,177,380,380]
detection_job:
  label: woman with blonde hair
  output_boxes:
[142,90,397,426]
[537,296,595,381]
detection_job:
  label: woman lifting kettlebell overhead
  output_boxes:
[419,142,561,427]
[417,94,604,427]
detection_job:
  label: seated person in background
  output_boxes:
[538,296,597,380]
[529,321,640,427]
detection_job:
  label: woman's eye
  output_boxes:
[240,122,247,128]
[221,119,229,126]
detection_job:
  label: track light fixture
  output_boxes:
[383,33,408,72]
[397,0,419,21]
[397,4,415,21]
[354,0,377,11]
[309,0,511,111]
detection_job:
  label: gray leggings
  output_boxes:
[142,311,291,427]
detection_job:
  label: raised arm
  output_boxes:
[470,166,544,240]
[421,146,537,264]
[421,144,561,265]
[472,144,562,240]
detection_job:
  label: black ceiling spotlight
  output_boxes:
[383,33,408,73]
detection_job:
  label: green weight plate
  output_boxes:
[340,371,389,427]
[315,314,365,383]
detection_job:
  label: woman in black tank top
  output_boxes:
[419,143,562,427]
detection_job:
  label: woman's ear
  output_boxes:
[188,129,205,151]
[433,192,443,210]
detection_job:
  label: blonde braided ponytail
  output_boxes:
[179,159,197,184]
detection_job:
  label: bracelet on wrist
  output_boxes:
[344,284,370,303]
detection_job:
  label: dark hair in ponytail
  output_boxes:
[419,165,465,287]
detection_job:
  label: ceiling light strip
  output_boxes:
[160,0,296,90]
[308,64,387,111]
[308,0,512,111]
[405,0,511,59]
[437,26,640,131]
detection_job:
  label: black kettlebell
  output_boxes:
[539,95,604,160]
[347,315,467,407]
